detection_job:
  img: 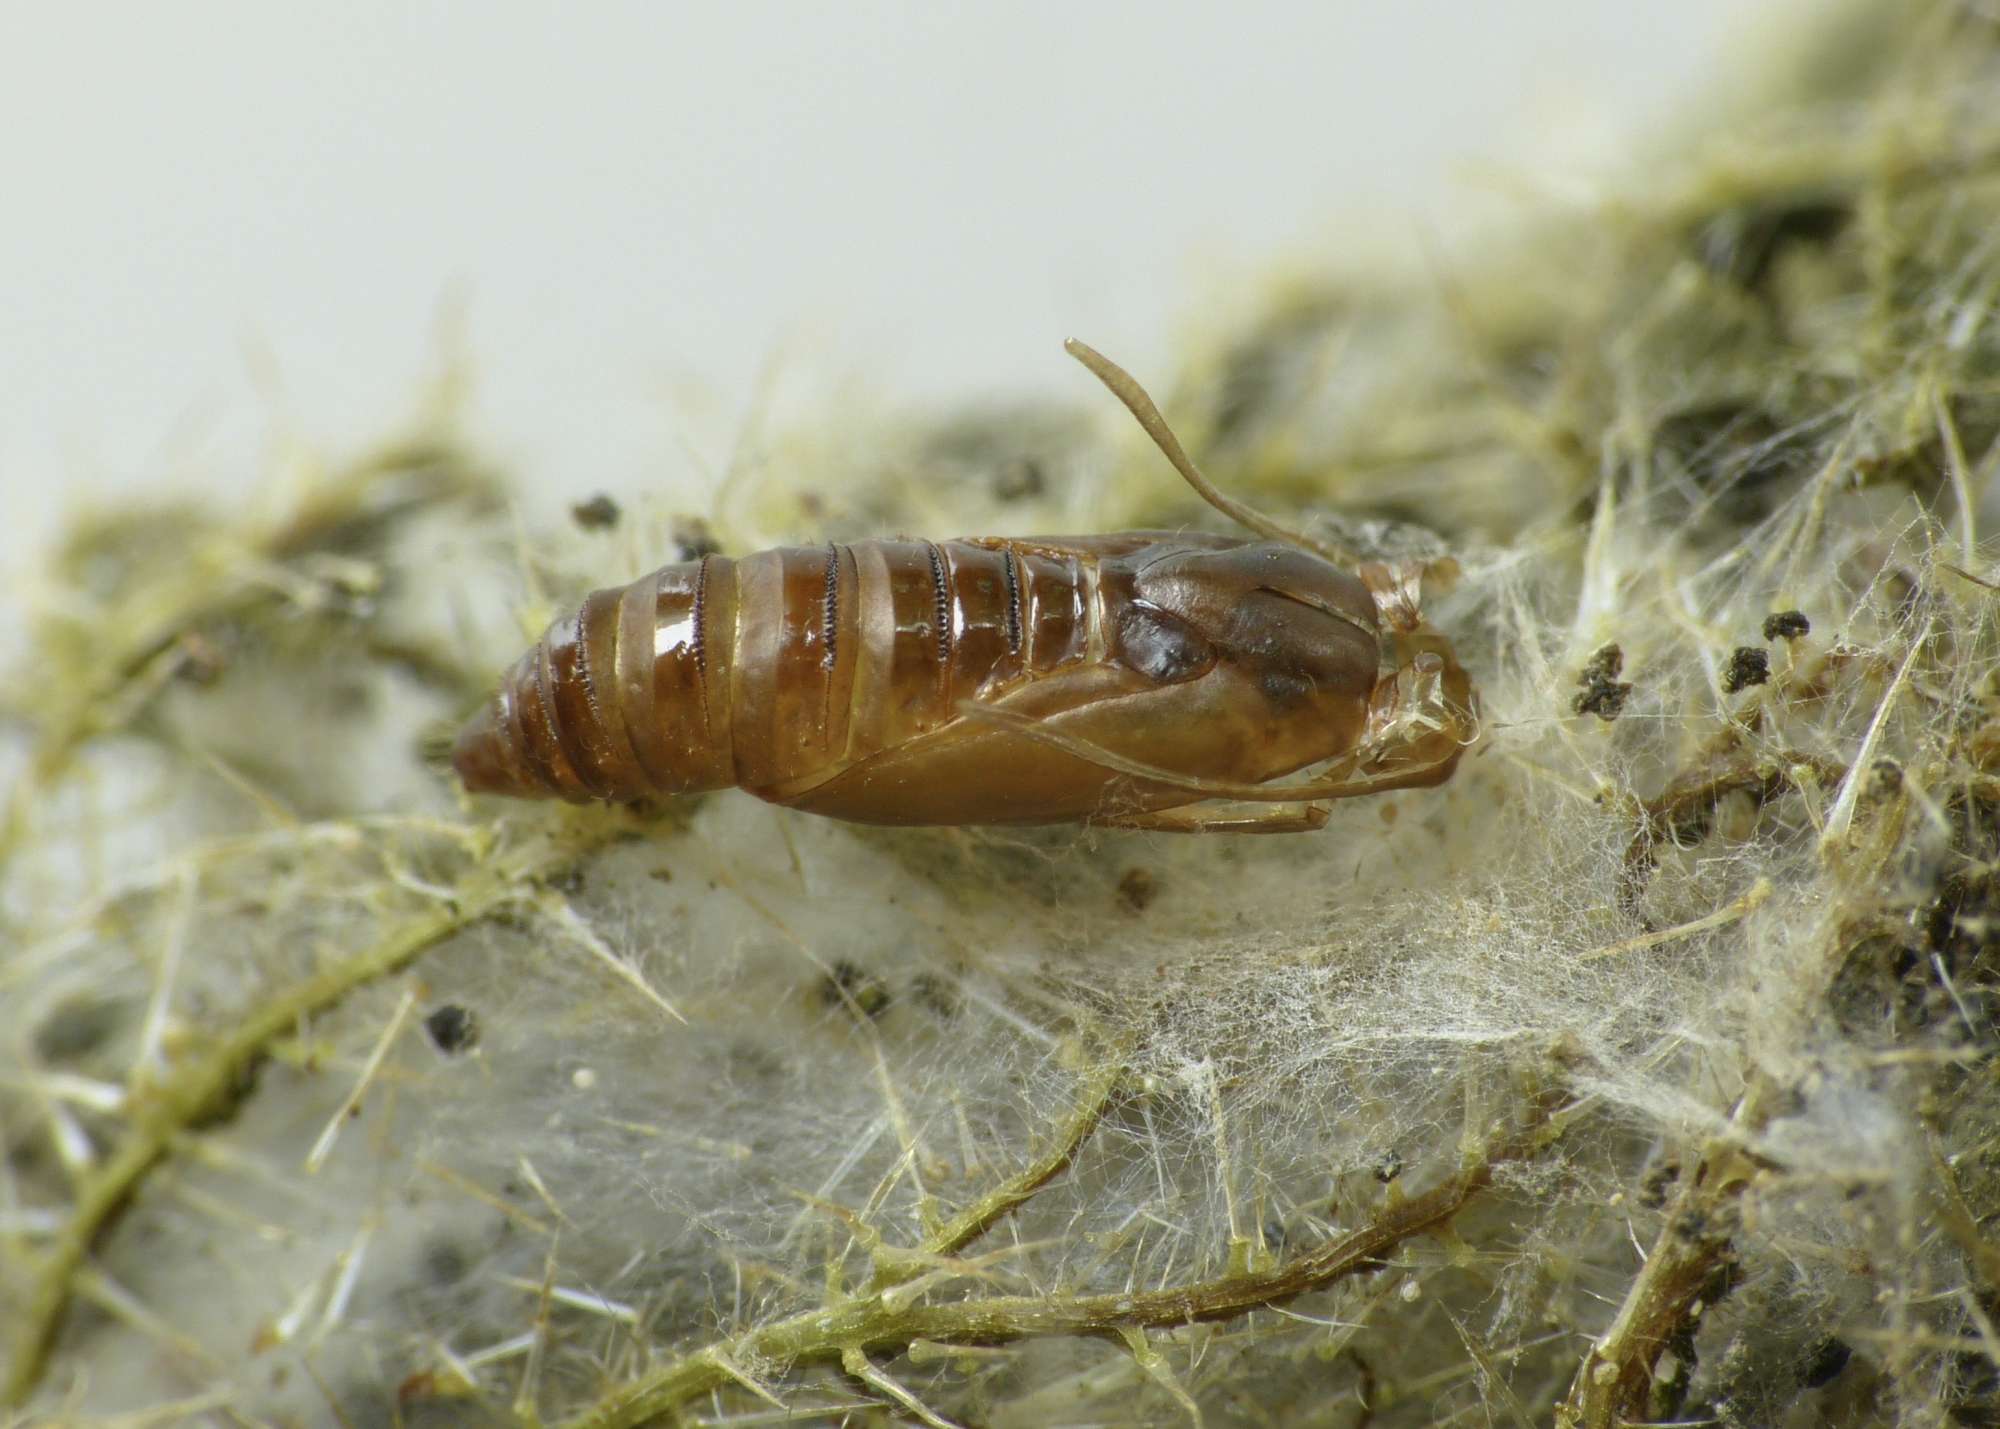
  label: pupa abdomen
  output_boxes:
[455,537,1116,807]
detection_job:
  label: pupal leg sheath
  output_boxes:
[1095,803,1333,834]
[956,702,1462,804]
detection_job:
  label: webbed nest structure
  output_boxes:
[6,6,2000,1424]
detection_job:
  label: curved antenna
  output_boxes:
[1064,337,1357,566]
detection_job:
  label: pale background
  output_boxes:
[1,1,1782,571]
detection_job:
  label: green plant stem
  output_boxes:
[922,1062,1122,1264]
[1555,1103,1765,1429]
[562,1093,1570,1429]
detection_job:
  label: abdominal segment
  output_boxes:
[736,538,1092,797]
[453,539,1097,806]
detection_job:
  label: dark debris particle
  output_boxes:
[1762,609,1810,641]
[569,493,622,531]
[1650,400,1816,529]
[1799,1337,1851,1389]
[424,1005,479,1055]
[820,960,892,1020]
[671,519,723,562]
[1722,646,1770,695]
[1580,643,1623,681]
[911,972,962,1019]
[33,997,126,1064]
[1572,643,1633,721]
[1692,194,1852,293]
[992,457,1045,502]
[1638,1156,1682,1210]
[1925,804,2000,973]
[1575,679,1634,721]
[1206,299,1346,448]
[170,631,230,685]
[1372,1149,1404,1184]
[424,1238,470,1286]
[1948,1344,2000,1426]
[1117,867,1157,913]
[1670,1205,1739,1248]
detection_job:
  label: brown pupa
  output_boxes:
[454,341,1475,832]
